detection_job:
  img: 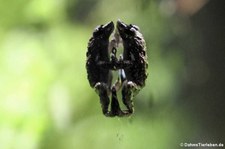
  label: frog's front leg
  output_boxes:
[94,82,111,117]
[121,81,139,116]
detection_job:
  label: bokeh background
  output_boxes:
[0,0,225,149]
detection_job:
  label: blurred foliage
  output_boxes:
[1,0,220,149]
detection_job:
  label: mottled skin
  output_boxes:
[115,20,148,116]
[86,21,114,116]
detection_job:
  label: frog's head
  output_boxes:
[117,20,140,40]
[93,21,114,39]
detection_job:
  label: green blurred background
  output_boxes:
[0,0,225,149]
